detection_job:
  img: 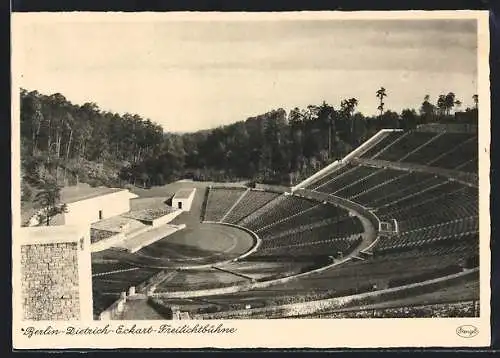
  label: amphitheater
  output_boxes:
[92,124,481,320]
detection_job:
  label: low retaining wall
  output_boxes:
[254,183,291,193]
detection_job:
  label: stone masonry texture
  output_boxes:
[21,242,80,320]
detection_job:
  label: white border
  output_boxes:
[11,11,491,349]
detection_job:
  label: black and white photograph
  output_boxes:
[11,11,490,348]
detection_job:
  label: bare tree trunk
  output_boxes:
[328,124,332,159]
[36,120,41,138]
[32,134,37,155]
[32,118,42,155]
[54,133,59,158]
[56,133,62,158]
[350,118,354,144]
[47,120,52,160]
[66,129,73,160]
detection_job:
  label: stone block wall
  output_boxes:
[21,242,80,320]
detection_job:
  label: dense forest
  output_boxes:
[20,88,478,205]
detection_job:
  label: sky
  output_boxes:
[15,16,478,133]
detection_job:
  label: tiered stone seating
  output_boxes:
[258,235,362,257]
[307,164,354,189]
[377,182,477,222]
[313,165,380,194]
[307,300,479,319]
[92,128,480,319]
[375,229,478,252]
[374,131,439,162]
[222,190,281,224]
[403,133,474,165]
[400,215,478,237]
[335,168,404,199]
[196,240,477,312]
[257,203,348,238]
[430,137,478,172]
[367,174,448,208]
[203,187,246,222]
[376,181,464,215]
[359,131,405,159]
[391,191,477,233]
[374,230,478,253]
[358,131,477,173]
[301,127,479,256]
[352,171,435,206]
[455,158,478,173]
[243,195,318,232]
[259,217,364,251]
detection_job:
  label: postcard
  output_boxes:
[11,10,491,349]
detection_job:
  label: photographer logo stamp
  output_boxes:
[456,325,479,338]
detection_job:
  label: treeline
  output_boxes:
[20,88,478,202]
[20,89,164,200]
[124,90,478,186]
